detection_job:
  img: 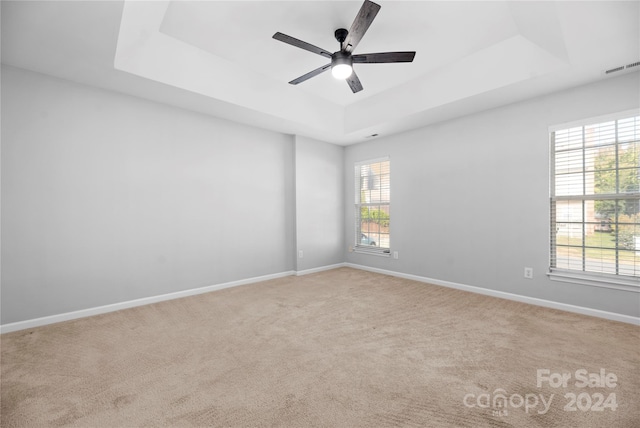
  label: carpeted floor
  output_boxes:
[1,267,639,427]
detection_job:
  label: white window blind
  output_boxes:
[550,113,640,287]
[355,158,390,253]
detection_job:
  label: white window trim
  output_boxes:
[353,247,391,257]
[548,109,640,133]
[354,157,390,256]
[548,269,640,293]
[548,110,640,290]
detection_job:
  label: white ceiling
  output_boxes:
[2,1,639,145]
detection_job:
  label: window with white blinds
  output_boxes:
[355,158,390,254]
[550,112,640,288]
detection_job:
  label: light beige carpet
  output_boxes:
[1,267,639,427]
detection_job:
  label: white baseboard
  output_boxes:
[0,270,296,334]
[3,263,637,334]
[295,263,346,276]
[345,263,640,326]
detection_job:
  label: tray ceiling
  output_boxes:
[2,1,639,144]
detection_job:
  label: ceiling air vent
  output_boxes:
[626,61,640,69]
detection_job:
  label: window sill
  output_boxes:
[353,247,391,257]
[547,269,640,293]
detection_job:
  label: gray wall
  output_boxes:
[2,65,638,325]
[294,136,344,272]
[344,72,640,317]
[1,66,298,324]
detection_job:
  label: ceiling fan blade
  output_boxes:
[353,52,416,63]
[289,63,332,85]
[346,71,364,93]
[273,32,332,59]
[343,0,381,54]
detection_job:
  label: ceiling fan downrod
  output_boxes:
[334,28,349,50]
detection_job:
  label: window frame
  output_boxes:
[548,110,640,292]
[354,157,391,256]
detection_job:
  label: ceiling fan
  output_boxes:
[273,0,416,93]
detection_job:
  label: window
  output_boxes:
[550,112,639,290]
[355,158,390,254]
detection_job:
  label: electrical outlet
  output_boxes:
[524,267,533,279]
[298,250,304,259]
[393,251,399,259]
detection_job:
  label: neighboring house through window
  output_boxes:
[550,112,639,290]
[355,158,390,254]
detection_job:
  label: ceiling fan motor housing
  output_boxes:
[332,51,353,68]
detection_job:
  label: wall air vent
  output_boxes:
[605,61,640,75]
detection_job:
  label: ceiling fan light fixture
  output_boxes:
[332,63,353,79]
[331,52,353,79]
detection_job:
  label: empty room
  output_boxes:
[1,1,639,427]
